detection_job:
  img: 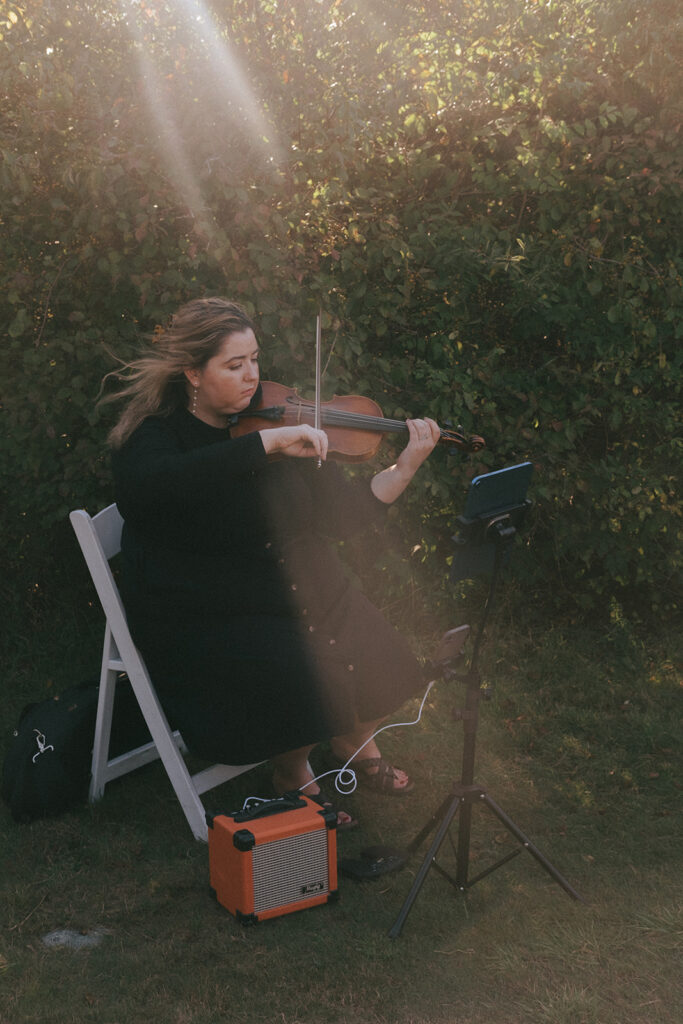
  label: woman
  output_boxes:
[108,297,440,823]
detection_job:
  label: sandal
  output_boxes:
[305,788,359,832]
[273,781,358,831]
[328,755,414,796]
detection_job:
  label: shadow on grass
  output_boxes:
[1,597,681,1023]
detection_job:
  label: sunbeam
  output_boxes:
[122,0,283,241]
[170,0,281,160]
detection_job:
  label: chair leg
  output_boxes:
[124,666,212,841]
[89,648,118,802]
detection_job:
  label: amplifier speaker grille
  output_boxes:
[252,830,330,913]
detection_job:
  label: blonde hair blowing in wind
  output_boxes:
[103,297,256,448]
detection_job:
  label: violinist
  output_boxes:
[107,296,440,827]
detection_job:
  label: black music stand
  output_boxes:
[388,463,584,939]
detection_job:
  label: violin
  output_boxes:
[230,381,485,462]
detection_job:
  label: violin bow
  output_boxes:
[315,309,323,469]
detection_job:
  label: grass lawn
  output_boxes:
[1,593,681,1024]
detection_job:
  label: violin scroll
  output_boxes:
[441,425,486,455]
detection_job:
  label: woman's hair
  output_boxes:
[103,297,256,448]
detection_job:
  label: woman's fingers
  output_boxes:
[292,424,327,458]
[260,424,328,458]
[394,417,440,475]
[406,417,440,452]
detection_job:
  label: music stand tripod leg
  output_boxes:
[388,791,463,940]
[481,793,586,903]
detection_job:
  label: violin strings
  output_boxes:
[269,398,458,441]
[284,399,408,433]
[321,409,408,432]
[318,407,452,441]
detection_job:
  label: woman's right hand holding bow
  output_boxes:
[260,425,329,460]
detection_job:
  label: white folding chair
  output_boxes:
[70,503,262,841]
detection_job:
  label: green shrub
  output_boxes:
[1,0,680,623]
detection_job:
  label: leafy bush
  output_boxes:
[1,0,680,622]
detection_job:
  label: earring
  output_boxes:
[191,385,199,415]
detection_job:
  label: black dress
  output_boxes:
[112,404,423,764]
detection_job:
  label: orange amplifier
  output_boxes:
[207,793,338,924]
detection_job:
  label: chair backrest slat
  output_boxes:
[70,506,139,664]
[90,503,124,560]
